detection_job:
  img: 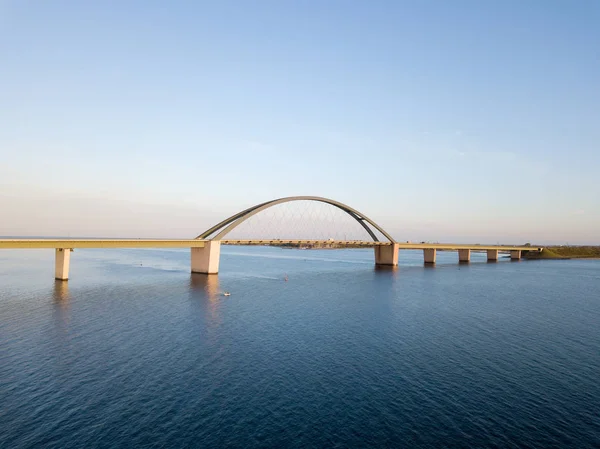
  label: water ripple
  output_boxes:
[1,248,599,448]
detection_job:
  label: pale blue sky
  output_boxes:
[1,1,599,243]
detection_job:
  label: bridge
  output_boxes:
[0,196,541,280]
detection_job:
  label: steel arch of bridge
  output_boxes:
[196,196,397,243]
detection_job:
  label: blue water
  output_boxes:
[1,247,599,448]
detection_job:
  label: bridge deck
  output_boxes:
[0,239,206,249]
[0,239,541,252]
[220,240,541,252]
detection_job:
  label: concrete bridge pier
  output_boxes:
[458,249,471,263]
[55,248,71,281]
[424,249,437,264]
[510,250,522,260]
[487,249,499,262]
[191,241,221,274]
[374,244,399,266]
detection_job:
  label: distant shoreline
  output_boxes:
[523,246,600,260]
[279,243,371,249]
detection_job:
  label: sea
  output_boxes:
[1,246,599,448]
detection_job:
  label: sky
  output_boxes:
[1,0,599,244]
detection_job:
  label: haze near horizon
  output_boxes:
[1,1,598,244]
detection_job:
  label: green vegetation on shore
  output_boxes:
[523,246,600,259]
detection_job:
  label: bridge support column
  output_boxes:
[423,249,436,264]
[55,248,71,281]
[487,249,499,262]
[374,244,398,266]
[510,250,522,260]
[191,241,221,274]
[458,249,470,263]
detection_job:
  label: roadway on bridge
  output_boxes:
[221,240,540,251]
[0,239,540,252]
[0,239,207,249]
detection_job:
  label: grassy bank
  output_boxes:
[524,246,600,259]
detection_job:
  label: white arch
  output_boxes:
[196,196,396,243]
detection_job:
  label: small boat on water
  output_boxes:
[223,292,231,296]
